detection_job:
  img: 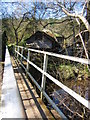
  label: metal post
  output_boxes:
[27,50,30,71]
[15,46,16,57]
[13,45,15,55]
[41,54,48,99]
[21,48,24,63]
[17,46,19,59]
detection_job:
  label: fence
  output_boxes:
[14,45,90,119]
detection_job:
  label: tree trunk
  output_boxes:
[15,30,18,45]
[2,31,7,61]
[86,1,90,58]
[86,1,90,24]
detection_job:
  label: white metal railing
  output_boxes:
[14,45,90,119]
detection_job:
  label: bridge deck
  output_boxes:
[11,56,61,119]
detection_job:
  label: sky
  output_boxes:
[1,0,48,2]
[1,0,85,2]
[0,0,85,19]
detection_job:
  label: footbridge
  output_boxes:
[0,46,90,119]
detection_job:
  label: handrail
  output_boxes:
[15,45,90,65]
[0,46,26,119]
[14,45,90,119]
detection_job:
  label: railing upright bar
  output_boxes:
[21,47,24,62]
[17,46,19,58]
[15,46,16,57]
[41,53,48,100]
[27,49,30,71]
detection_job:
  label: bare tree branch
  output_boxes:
[81,0,87,15]
[76,18,89,59]
[43,18,70,28]
[57,2,90,31]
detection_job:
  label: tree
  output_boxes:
[2,1,48,45]
[53,0,90,59]
[2,31,7,61]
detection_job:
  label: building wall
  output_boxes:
[28,39,52,49]
[27,33,53,49]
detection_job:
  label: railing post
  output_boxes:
[13,45,15,55]
[27,49,30,72]
[41,53,48,100]
[17,46,19,59]
[21,47,24,63]
[15,46,16,57]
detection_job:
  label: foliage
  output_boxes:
[8,44,14,55]
[58,64,76,79]
[18,39,26,47]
